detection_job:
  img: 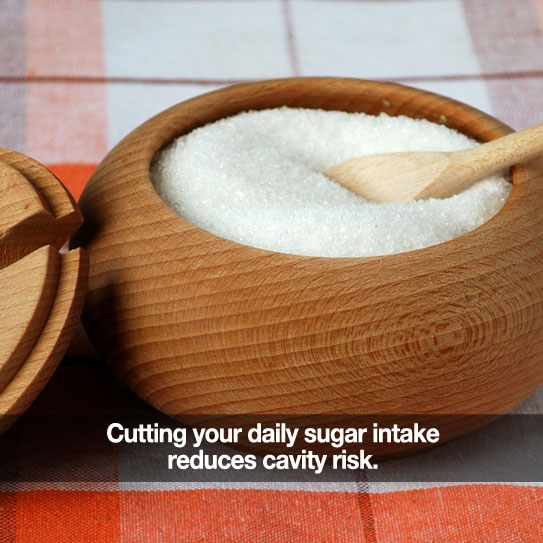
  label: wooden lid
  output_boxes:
[0,149,88,436]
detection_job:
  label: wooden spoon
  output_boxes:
[325,123,543,203]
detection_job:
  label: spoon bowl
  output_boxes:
[325,123,543,203]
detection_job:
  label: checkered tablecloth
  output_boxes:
[2,0,543,541]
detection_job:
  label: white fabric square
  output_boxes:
[292,0,481,78]
[102,0,291,79]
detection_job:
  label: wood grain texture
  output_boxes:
[0,249,88,433]
[326,123,543,203]
[0,160,53,250]
[75,78,543,423]
[0,148,82,267]
[0,245,59,392]
[0,149,87,435]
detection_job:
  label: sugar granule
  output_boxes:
[151,107,511,257]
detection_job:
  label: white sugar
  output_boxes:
[151,107,511,257]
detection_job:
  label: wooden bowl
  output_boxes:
[75,78,543,423]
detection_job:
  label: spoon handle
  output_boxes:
[453,123,543,180]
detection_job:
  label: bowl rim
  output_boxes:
[93,76,527,263]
